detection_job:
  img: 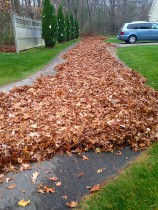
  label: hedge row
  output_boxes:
[42,0,79,47]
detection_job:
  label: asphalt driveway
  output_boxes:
[0,148,140,210]
[117,41,158,47]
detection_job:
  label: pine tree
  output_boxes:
[42,0,57,47]
[57,5,66,43]
[50,4,57,44]
[65,11,71,41]
[75,18,79,38]
[70,13,75,39]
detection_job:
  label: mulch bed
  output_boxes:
[0,37,158,173]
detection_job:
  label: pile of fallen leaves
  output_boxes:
[0,37,158,172]
[0,45,16,53]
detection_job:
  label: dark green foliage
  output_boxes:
[57,5,66,43]
[42,0,57,47]
[70,14,75,39]
[75,18,79,38]
[50,4,57,44]
[65,11,71,41]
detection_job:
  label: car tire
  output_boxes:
[128,35,137,44]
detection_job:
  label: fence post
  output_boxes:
[11,12,19,53]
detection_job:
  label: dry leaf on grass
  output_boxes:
[90,184,101,193]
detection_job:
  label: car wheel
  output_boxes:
[128,35,137,44]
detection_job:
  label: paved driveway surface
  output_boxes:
[0,148,140,210]
[117,41,158,47]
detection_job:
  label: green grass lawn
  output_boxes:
[0,38,79,86]
[117,45,158,89]
[79,143,158,210]
[105,36,121,43]
[78,44,158,209]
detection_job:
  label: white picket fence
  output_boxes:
[12,13,44,53]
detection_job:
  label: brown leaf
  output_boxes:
[17,158,23,164]
[62,195,68,199]
[97,167,106,174]
[66,201,78,208]
[90,184,100,193]
[116,151,122,156]
[0,174,4,179]
[23,113,31,120]
[46,171,51,174]
[38,189,45,194]
[18,199,30,207]
[0,174,4,183]
[37,183,43,189]
[6,177,14,183]
[30,124,38,128]
[44,185,55,193]
[6,184,16,189]
[21,190,26,193]
[82,155,89,160]
[49,177,58,182]
[20,163,31,171]
[55,181,61,187]
[77,172,84,178]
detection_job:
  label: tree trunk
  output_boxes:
[13,0,22,15]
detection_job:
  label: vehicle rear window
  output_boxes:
[152,23,158,29]
[127,24,139,29]
[139,23,151,29]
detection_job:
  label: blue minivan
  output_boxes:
[117,21,158,44]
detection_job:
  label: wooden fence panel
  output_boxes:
[12,13,44,53]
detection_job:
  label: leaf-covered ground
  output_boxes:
[0,37,158,172]
[0,45,16,53]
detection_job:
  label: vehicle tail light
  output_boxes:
[120,31,124,35]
